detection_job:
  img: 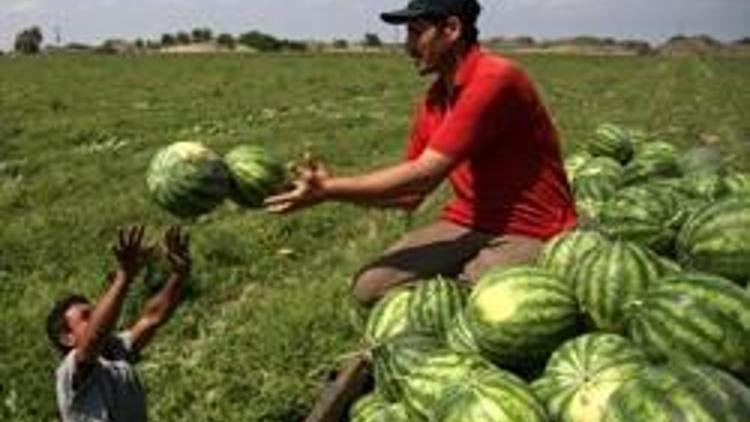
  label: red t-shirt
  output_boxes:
[406,47,577,239]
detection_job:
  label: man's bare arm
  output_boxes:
[265,148,454,213]
[129,227,190,352]
[75,226,146,364]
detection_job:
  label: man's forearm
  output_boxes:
[143,273,185,324]
[323,162,438,204]
[77,270,131,362]
[130,273,185,351]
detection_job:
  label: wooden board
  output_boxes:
[304,353,372,422]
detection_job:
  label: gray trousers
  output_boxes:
[351,220,544,306]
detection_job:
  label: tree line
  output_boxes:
[8,26,384,55]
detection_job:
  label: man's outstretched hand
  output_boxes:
[112,225,149,281]
[164,226,191,277]
[264,154,330,214]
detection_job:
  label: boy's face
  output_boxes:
[62,302,93,349]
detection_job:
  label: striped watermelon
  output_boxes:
[464,266,581,369]
[407,276,467,340]
[627,272,750,378]
[682,171,728,201]
[364,288,415,346]
[434,366,549,422]
[603,364,750,422]
[573,157,623,222]
[598,184,686,253]
[146,141,231,218]
[564,152,592,182]
[225,145,286,208]
[586,123,634,164]
[621,141,680,186]
[372,334,484,411]
[676,195,750,282]
[349,393,410,422]
[536,229,610,284]
[575,156,623,181]
[532,333,648,422]
[572,240,665,333]
[445,309,482,357]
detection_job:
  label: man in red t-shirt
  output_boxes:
[265,0,577,306]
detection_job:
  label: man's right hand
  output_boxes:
[264,155,331,214]
[112,225,148,281]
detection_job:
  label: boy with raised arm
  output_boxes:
[46,225,190,422]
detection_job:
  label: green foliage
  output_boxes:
[14,26,43,55]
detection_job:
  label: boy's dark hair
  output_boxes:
[46,294,89,355]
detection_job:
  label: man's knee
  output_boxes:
[350,267,408,308]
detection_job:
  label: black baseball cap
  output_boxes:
[380,0,481,25]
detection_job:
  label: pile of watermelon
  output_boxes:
[146,141,286,219]
[348,123,750,421]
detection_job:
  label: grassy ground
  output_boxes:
[1,51,749,421]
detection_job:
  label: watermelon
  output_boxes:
[585,123,634,164]
[621,141,680,186]
[372,334,481,407]
[572,157,623,218]
[363,287,415,346]
[445,309,482,357]
[603,364,750,422]
[564,152,592,182]
[536,229,610,284]
[572,240,665,333]
[597,184,686,254]
[682,171,728,201]
[224,145,286,208]
[434,366,549,422]
[626,272,750,378]
[676,195,750,282]
[464,266,581,369]
[532,333,649,422]
[146,141,231,218]
[349,393,410,422]
[406,276,467,340]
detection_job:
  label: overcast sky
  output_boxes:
[1,0,749,50]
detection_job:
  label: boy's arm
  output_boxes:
[75,226,147,364]
[129,226,190,352]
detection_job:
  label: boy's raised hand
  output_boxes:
[164,226,191,277]
[112,225,149,281]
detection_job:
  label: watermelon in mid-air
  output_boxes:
[146,141,232,218]
[225,145,286,208]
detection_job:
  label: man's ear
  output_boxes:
[443,16,463,43]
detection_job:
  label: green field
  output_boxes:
[1,51,749,421]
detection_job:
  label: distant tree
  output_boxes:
[734,37,750,45]
[239,31,282,51]
[216,33,236,49]
[14,26,44,54]
[134,38,145,49]
[514,36,535,46]
[192,28,213,43]
[363,33,382,47]
[333,39,348,49]
[176,31,192,45]
[281,39,307,51]
[161,33,176,46]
